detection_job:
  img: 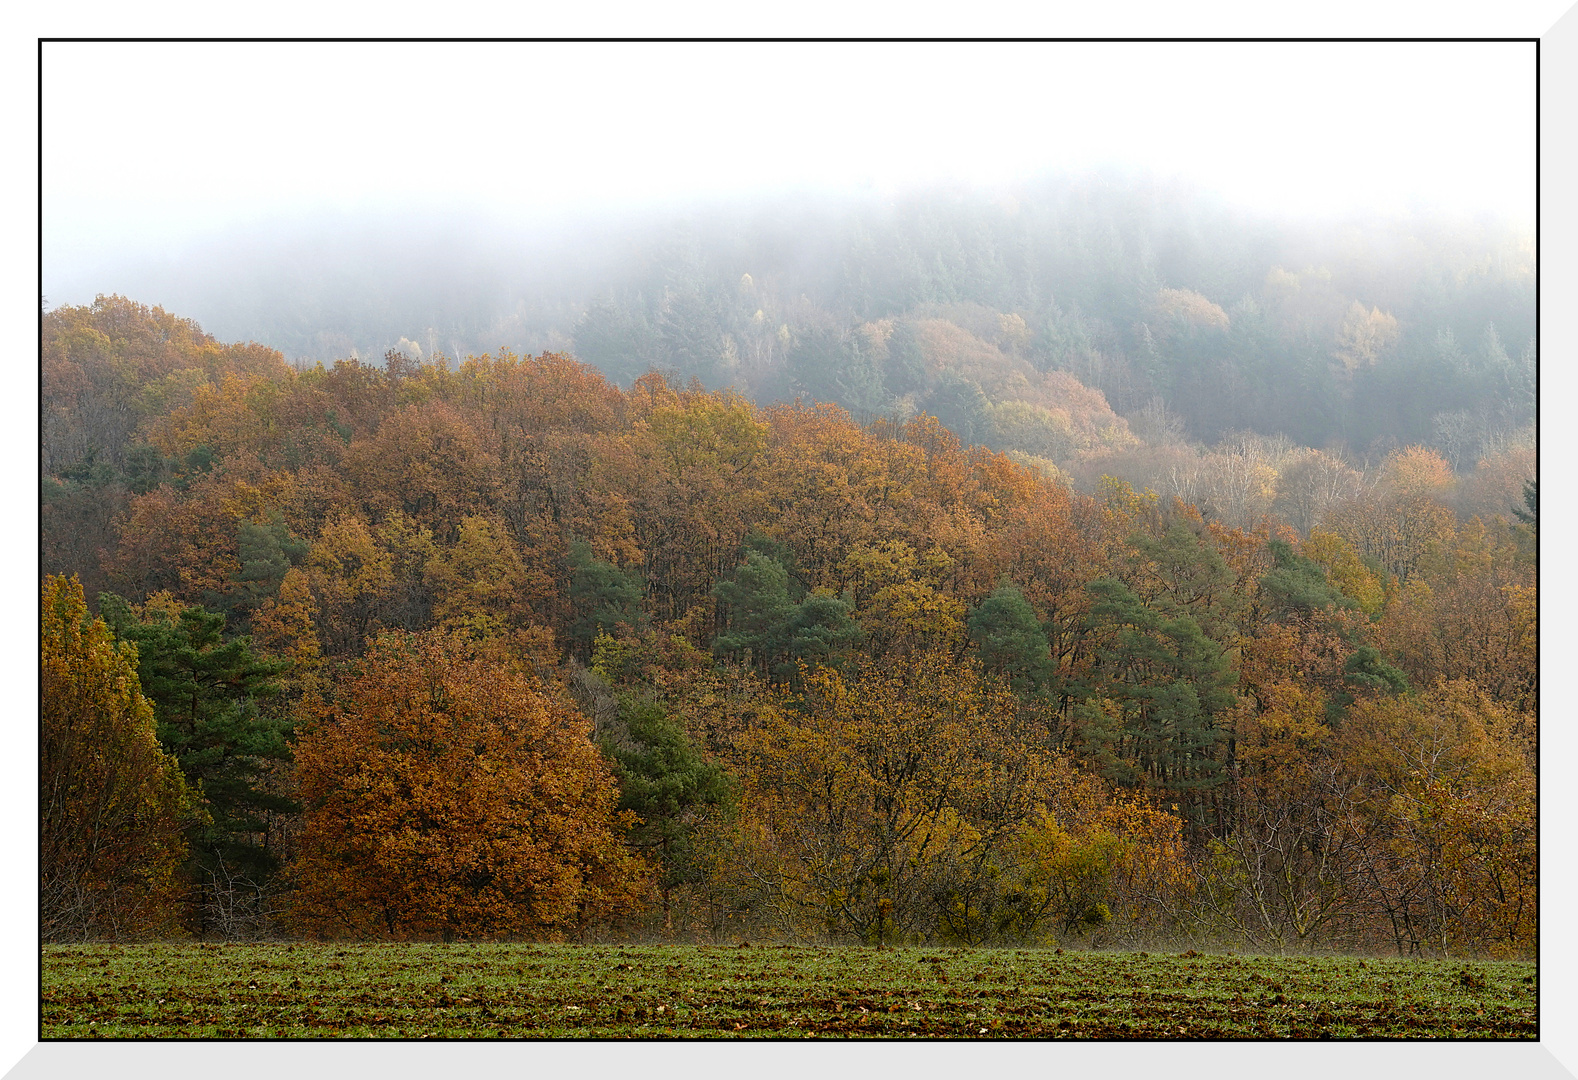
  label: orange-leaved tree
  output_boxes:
[289,630,647,939]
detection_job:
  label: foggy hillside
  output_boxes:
[50,173,1534,494]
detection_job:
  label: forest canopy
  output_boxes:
[38,176,1535,957]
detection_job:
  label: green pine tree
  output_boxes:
[1257,539,1359,621]
[968,581,1053,692]
[99,594,295,926]
[567,541,647,655]
[1080,576,1237,812]
[602,698,734,931]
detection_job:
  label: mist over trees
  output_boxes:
[52,174,1533,477]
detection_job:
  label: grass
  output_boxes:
[41,942,1537,1039]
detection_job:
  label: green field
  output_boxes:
[41,943,1537,1039]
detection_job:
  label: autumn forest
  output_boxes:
[41,183,1536,960]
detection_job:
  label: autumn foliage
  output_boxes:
[289,631,646,939]
[41,576,192,940]
[39,297,1536,954]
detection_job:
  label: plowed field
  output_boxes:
[41,943,1537,1039]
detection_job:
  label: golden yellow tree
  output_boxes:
[424,513,540,634]
[250,566,323,692]
[1332,301,1399,374]
[837,541,965,656]
[41,576,193,940]
[1338,680,1535,956]
[730,653,1046,945]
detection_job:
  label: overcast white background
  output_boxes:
[12,4,1574,1079]
[44,40,1535,300]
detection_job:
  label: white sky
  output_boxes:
[43,39,1535,284]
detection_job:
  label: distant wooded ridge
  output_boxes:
[54,176,1533,462]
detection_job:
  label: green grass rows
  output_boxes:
[42,943,1537,1039]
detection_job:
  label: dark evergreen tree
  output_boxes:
[573,294,660,385]
[1126,523,1244,644]
[882,318,928,396]
[740,530,807,601]
[1323,644,1412,723]
[711,553,795,671]
[829,335,892,418]
[657,289,724,385]
[602,698,733,930]
[712,553,858,678]
[227,514,309,619]
[968,581,1053,692]
[98,594,294,925]
[1257,539,1359,622]
[1341,645,1410,697]
[924,372,991,446]
[121,443,173,495]
[567,541,647,655]
[1512,479,1537,532]
[781,591,861,673]
[1079,576,1238,822]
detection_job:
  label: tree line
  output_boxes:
[41,297,1535,955]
